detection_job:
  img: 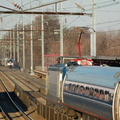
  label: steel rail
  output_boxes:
[23,0,68,12]
[7,71,39,91]
[0,79,33,120]
[1,68,46,98]
[0,106,10,120]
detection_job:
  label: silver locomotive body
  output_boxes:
[47,65,120,120]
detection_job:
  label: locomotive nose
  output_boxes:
[113,82,120,120]
[118,93,120,119]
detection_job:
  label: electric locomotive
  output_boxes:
[46,64,120,120]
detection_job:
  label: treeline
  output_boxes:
[1,15,120,70]
[64,28,120,57]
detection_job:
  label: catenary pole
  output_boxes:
[21,0,25,70]
[41,0,44,71]
[22,15,25,70]
[17,24,19,63]
[13,29,15,61]
[10,31,12,58]
[60,2,63,56]
[30,0,34,75]
[90,0,96,56]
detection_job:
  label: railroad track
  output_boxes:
[0,70,42,106]
[1,70,39,92]
[0,66,46,120]
[0,79,33,120]
[1,67,47,96]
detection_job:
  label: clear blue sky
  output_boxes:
[0,0,120,36]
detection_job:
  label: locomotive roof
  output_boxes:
[66,66,120,89]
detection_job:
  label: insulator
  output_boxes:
[13,3,22,10]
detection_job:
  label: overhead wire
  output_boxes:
[63,0,120,31]
[45,0,120,31]
[84,1,120,12]
[19,1,60,40]
[96,22,120,31]
[0,0,120,55]
[2,0,120,33]
[62,0,86,28]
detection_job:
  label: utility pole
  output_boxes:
[30,0,34,75]
[17,24,19,63]
[13,29,15,61]
[23,16,25,70]
[90,0,96,56]
[10,31,12,58]
[41,0,44,71]
[60,2,63,56]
